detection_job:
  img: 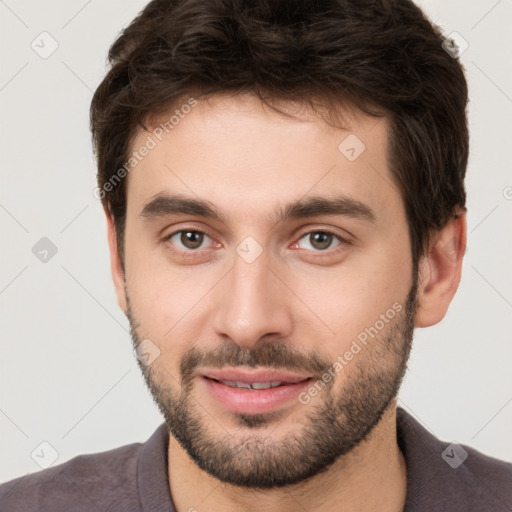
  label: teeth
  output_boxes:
[251,382,278,390]
[222,380,251,389]
[220,380,283,389]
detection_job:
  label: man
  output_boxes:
[1,0,511,510]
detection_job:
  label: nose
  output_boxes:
[212,248,293,349]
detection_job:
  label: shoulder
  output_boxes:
[457,441,512,493]
[423,442,512,511]
[0,441,143,512]
[397,408,512,511]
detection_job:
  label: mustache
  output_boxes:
[179,340,334,386]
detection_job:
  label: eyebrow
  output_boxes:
[139,193,376,226]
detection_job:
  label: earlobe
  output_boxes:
[414,212,467,328]
[104,206,128,315]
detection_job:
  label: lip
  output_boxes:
[198,367,313,415]
[200,368,312,384]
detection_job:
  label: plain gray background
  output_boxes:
[0,0,511,484]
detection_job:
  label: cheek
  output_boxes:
[127,277,198,384]
[128,274,196,338]
[289,242,411,353]
[125,247,219,360]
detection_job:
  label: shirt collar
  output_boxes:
[136,407,479,511]
[137,422,176,512]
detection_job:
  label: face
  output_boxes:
[119,94,419,488]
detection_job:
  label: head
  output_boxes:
[91,0,468,489]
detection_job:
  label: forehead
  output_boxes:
[125,93,403,227]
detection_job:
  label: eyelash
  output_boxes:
[163,228,349,259]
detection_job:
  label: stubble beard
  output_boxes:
[127,270,418,489]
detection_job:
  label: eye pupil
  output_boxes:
[171,230,340,255]
[181,231,203,249]
[311,232,332,250]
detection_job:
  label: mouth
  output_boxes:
[199,368,314,415]
[206,379,294,390]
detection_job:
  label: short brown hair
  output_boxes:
[90,0,468,270]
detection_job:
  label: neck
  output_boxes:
[167,403,407,512]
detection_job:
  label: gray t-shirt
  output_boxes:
[1,408,511,511]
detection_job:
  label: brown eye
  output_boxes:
[167,230,211,250]
[296,231,344,252]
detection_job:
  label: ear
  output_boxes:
[104,206,128,315]
[415,212,467,328]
